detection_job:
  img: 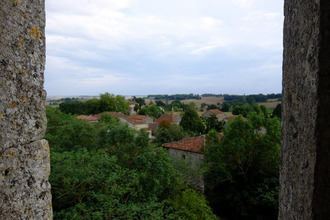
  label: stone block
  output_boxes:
[0,139,52,220]
[0,0,47,149]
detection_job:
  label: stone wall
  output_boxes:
[0,0,52,219]
[279,0,330,219]
[168,148,204,191]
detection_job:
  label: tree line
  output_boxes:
[147,93,201,101]
[59,92,129,115]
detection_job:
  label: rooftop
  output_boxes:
[163,133,224,154]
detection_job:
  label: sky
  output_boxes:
[45,0,284,97]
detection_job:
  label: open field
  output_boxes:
[258,98,281,108]
[145,97,225,107]
[180,97,225,107]
[147,97,280,109]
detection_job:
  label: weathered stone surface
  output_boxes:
[0,140,52,220]
[279,0,330,219]
[0,0,52,219]
[0,0,47,148]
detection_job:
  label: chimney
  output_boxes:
[171,109,176,123]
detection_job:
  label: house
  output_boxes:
[162,133,224,192]
[129,101,138,115]
[202,109,226,121]
[155,110,181,125]
[151,110,181,134]
[94,112,153,136]
[76,115,99,124]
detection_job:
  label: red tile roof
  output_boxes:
[226,115,247,121]
[126,115,149,124]
[208,109,223,115]
[163,133,224,154]
[94,112,151,125]
[93,112,127,119]
[76,115,98,122]
[156,114,174,124]
[163,136,205,153]
[155,110,178,124]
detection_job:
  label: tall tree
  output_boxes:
[205,113,223,133]
[203,116,280,219]
[180,108,204,135]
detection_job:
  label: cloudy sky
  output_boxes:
[45,0,284,96]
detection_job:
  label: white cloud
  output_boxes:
[45,0,284,96]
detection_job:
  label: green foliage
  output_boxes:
[220,102,230,112]
[203,116,280,219]
[45,107,98,152]
[201,93,223,97]
[98,112,119,124]
[204,114,223,133]
[232,103,262,117]
[138,104,164,119]
[156,100,166,107]
[148,93,201,101]
[168,189,218,220]
[132,96,146,107]
[260,104,267,117]
[187,102,198,111]
[159,120,171,129]
[207,104,219,110]
[180,108,205,135]
[46,107,217,219]
[171,100,183,111]
[154,124,186,146]
[232,104,253,117]
[272,103,281,119]
[59,92,129,115]
[247,112,265,129]
[133,103,140,112]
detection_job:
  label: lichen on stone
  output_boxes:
[29,26,41,40]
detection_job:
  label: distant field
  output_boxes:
[258,99,281,109]
[146,97,225,107]
[180,97,225,107]
[147,97,280,109]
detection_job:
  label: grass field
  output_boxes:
[146,97,225,108]
[147,97,280,110]
[258,98,281,109]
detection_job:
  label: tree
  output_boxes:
[180,108,204,135]
[156,100,166,107]
[134,104,140,112]
[187,102,198,111]
[203,116,280,219]
[158,120,171,129]
[171,100,182,111]
[260,104,267,118]
[168,189,218,220]
[45,107,98,152]
[204,113,223,133]
[133,96,146,107]
[232,104,252,117]
[221,102,230,112]
[154,124,186,146]
[272,103,281,118]
[98,112,119,124]
[138,104,164,119]
[207,104,219,110]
